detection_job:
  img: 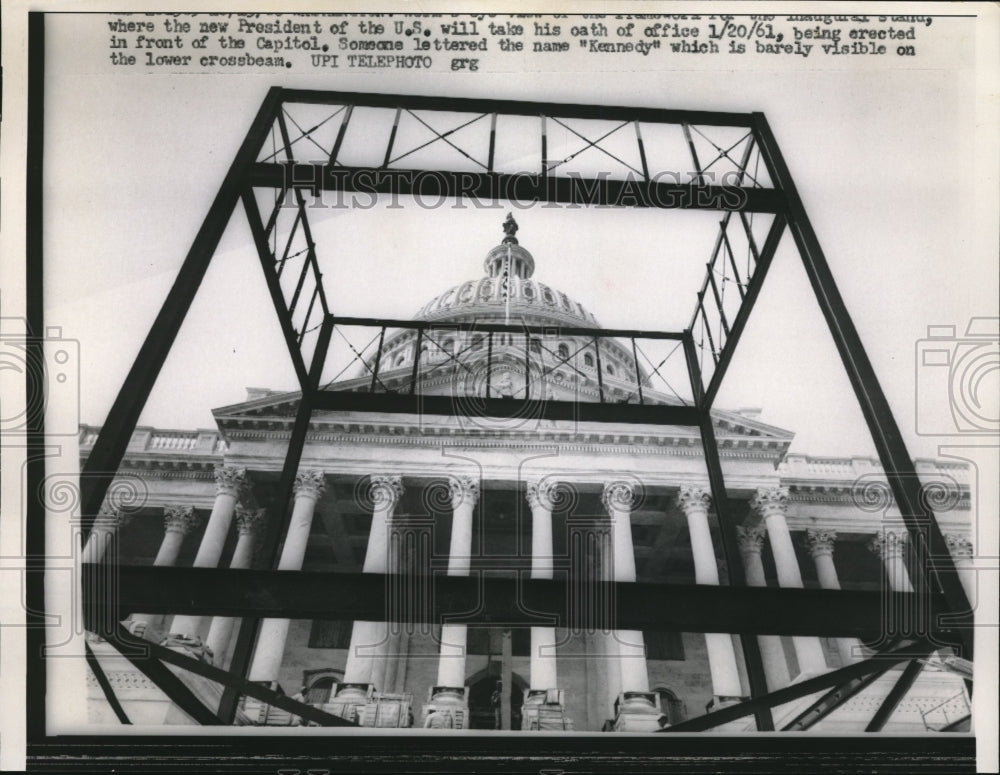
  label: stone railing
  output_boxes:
[79,425,228,456]
[779,453,969,484]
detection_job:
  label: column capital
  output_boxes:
[96,503,131,530]
[735,524,767,555]
[750,486,790,521]
[804,528,838,558]
[526,479,558,511]
[214,465,249,498]
[163,506,199,536]
[235,504,266,536]
[677,485,712,516]
[369,474,404,509]
[293,469,327,502]
[602,480,635,513]
[448,475,480,508]
[944,533,974,559]
[868,530,907,560]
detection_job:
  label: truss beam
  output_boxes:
[249,164,783,213]
[279,88,757,128]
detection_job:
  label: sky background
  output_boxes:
[43,10,998,461]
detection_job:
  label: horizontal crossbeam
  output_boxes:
[329,315,686,342]
[310,391,699,425]
[279,88,757,128]
[84,566,960,641]
[248,164,784,213]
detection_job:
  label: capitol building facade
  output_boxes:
[82,217,975,734]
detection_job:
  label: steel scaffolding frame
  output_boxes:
[76,88,973,735]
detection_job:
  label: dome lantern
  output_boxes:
[484,213,535,281]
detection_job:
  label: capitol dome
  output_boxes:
[413,213,601,330]
[344,214,653,404]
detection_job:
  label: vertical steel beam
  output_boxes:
[370,327,386,392]
[25,12,48,740]
[486,331,494,398]
[631,338,644,404]
[217,314,334,722]
[410,327,424,395]
[524,333,531,396]
[751,113,973,659]
[79,87,284,536]
[383,107,402,168]
[328,104,353,166]
[593,337,605,403]
[488,112,497,172]
[635,121,650,182]
[685,333,774,731]
[541,114,548,176]
[682,123,704,183]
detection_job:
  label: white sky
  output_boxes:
[42,10,998,460]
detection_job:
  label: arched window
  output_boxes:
[557,343,569,360]
[530,340,541,354]
[583,353,594,368]
[606,363,615,376]
[394,354,406,367]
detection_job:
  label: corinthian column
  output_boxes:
[526,479,558,694]
[82,504,130,564]
[342,475,404,692]
[868,530,913,592]
[168,467,249,649]
[602,481,658,732]
[750,487,827,678]
[435,475,479,689]
[128,506,200,639]
[677,486,743,701]
[804,529,862,666]
[736,524,790,690]
[248,470,326,685]
[204,505,265,666]
[424,475,480,730]
[83,505,131,642]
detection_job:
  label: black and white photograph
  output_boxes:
[0,2,997,772]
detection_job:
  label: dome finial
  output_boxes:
[502,212,519,245]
